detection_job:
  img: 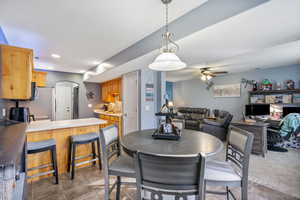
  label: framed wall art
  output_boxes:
[213,83,241,98]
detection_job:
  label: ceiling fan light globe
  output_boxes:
[148,52,187,71]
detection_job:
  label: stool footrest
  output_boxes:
[75,158,99,167]
[28,170,55,179]
[28,164,53,171]
[75,154,95,160]
[69,136,102,179]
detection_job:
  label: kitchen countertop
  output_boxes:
[0,120,27,166]
[94,109,123,117]
[27,118,107,132]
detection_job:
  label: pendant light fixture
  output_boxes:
[149,0,187,71]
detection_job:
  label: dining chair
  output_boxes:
[172,119,185,130]
[135,151,206,200]
[205,126,254,200]
[99,125,136,200]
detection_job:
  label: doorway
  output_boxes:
[122,71,139,135]
[54,81,79,120]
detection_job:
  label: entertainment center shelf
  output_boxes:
[249,89,300,104]
[249,89,300,95]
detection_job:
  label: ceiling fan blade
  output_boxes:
[212,71,228,74]
[202,71,214,75]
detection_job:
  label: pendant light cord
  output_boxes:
[162,0,179,53]
[165,2,169,50]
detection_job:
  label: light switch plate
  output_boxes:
[2,108,6,118]
[145,105,150,111]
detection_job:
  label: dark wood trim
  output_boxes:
[249,89,300,95]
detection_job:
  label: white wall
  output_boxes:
[173,65,300,120]
[139,68,166,130]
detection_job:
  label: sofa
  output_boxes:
[200,110,233,141]
[175,107,210,130]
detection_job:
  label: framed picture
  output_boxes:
[213,84,241,97]
[265,94,292,104]
[250,95,265,104]
[145,83,154,101]
[293,93,300,104]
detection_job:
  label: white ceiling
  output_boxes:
[167,0,300,81]
[86,0,300,83]
[0,0,205,73]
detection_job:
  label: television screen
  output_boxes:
[282,106,300,117]
[245,104,270,116]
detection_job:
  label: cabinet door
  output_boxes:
[101,78,122,103]
[32,71,38,83]
[101,82,108,102]
[36,71,47,87]
[0,45,33,99]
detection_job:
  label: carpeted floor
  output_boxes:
[209,148,300,199]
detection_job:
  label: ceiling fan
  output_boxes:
[199,67,228,81]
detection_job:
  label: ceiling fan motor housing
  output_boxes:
[161,0,172,5]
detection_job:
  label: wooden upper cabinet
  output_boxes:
[0,45,33,99]
[32,70,47,87]
[101,78,122,103]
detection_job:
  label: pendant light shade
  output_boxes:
[149,52,186,71]
[148,0,187,71]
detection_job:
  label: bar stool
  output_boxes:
[68,132,102,179]
[27,139,59,184]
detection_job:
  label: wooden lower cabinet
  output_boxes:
[26,124,107,182]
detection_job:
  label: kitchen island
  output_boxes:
[26,118,107,182]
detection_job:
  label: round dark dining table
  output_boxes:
[121,129,224,157]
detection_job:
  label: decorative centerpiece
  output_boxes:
[261,79,273,91]
[152,100,181,140]
[285,80,295,90]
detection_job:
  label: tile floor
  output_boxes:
[27,166,300,200]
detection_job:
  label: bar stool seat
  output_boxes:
[71,132,99,144]
[68,132,102,179]
[27,139,59,184]
[28,139,56,153]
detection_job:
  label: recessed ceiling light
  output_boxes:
[51,54,61,58]
[79,70,86,73]
[43,66,54,70]
[35,66,54,70]
[93,61,100,65]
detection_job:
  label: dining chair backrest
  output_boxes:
[99,125,120,173]
[172,119,185,130]
[226,126,254,182]
[135,152,206,200]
